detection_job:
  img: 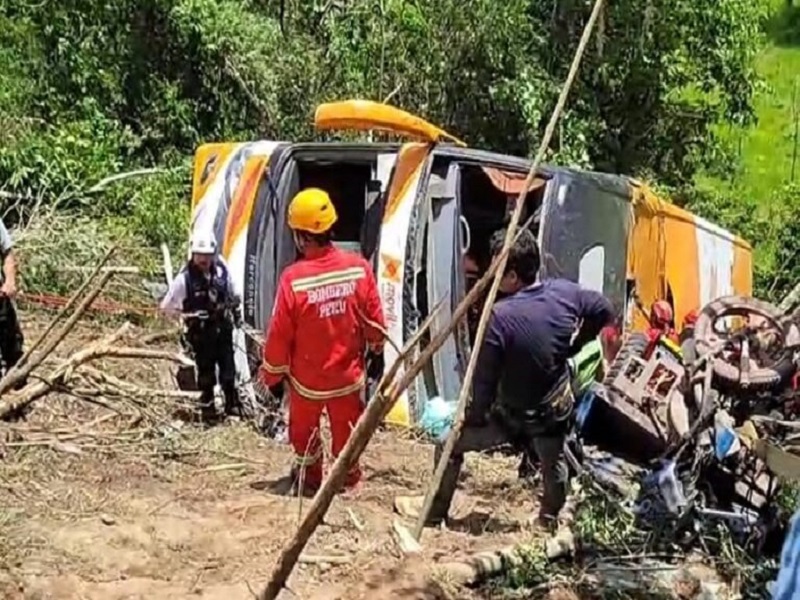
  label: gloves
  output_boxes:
[224,297,243,327]
[268,382,285,401]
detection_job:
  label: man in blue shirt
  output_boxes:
[427,228,615,529]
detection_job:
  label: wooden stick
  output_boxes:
[0,268,119,395]
[78,365,201,400]
[411,0,607,541]
[0,323,131,417]
[779,280,800,314]
[12,247,115,369]
[96,347,195,366]
[257,304,442,600]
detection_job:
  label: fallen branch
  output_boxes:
[6,248,115,374]
[78,365,200,401]
[95,347,195,367]
[0,267,119,395]
[298,554,352,565]
[440,529,576,586]
[136,327,181,346]
[0,323,132,418]
[86,168,165,194]
[0,322,198,419]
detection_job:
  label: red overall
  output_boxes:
[260,245,385,490]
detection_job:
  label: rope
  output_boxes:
[18,292,159,315]
[411,0,608,540]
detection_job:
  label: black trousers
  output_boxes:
[0,296,24,374]
[187,323,238,417]
[429,418,571,526]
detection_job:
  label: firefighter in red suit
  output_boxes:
[259,188,386,494]
[643,300,679,359]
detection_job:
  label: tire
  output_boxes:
[694,295,799,393]
[602,332,649,386]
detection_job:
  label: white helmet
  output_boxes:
[190,231,217,255]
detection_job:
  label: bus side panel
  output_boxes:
[732,244,753,297]
[692,215,739,309]
[379,143,432,427]
[629,194,667,333]
[192,143,237,210]
[659,214,702,328]
[190,141,280,251]
[631,187,753,331]
[221,154,269,305]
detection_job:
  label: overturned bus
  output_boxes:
[189,100,753,427]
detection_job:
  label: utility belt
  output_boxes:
[184,307,235,342]
[535,370,576,424]
[497,369,576,438]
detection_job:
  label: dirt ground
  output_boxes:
[0,313,537,600]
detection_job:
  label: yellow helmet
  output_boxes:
[287,188,338,234]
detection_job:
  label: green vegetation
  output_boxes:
[0,0,795,300]
[691,0,800,300]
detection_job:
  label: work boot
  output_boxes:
[199,406,220,427]
[289,465,320,498]
[198,391,219,426]
[222,385,241,419]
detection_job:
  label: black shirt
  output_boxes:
[471,278,615,423]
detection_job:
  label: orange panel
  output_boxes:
[662,214,701,327]
[732,244,753,296]
[382,143,431,222]
[315,100,466,146]
[628,187,668,332]
[222,155,268,258]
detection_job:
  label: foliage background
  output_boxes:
[0,0,797,300]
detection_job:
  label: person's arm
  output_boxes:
[571,288,615,352]
[260,274,295,389]
[159,273,187,316]
[0,220,17,298]
[359,264,386,352]
[467,313,505,426]
[219,257,243,325]
[219,257,242,302]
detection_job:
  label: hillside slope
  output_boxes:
[700,2,800,202]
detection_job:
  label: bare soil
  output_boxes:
[0,313,537,600]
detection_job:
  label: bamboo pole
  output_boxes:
[411,0,607,541]
[12,247,115,369]
[0,268,119,396]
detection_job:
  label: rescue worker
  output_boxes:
[160,232,242,424]
[0,217,24,383]
[679,309,699,345]
[260,188,385,495]
[425,228,615,530]
[643,299,679,359]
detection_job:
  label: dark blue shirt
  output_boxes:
[471,278,615,423]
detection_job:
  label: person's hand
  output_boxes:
[268,382,285,401]
[0,280,16,299]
